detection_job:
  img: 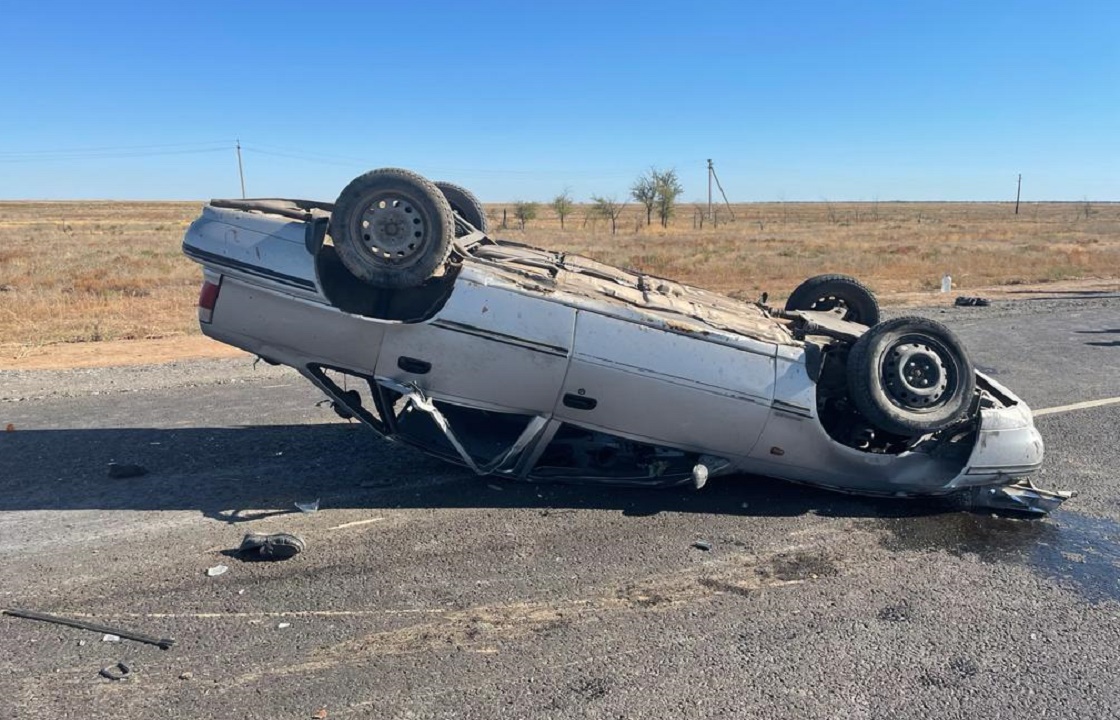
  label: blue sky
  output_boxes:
[0,0,1116,201]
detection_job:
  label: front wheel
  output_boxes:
[785,274,880,326]
[331,168,455,289]
[846,316,975,436]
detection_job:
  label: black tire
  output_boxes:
[785,274,880,326]
[434,181,488,234]
[846,316,976,436]
[331,168,454,289]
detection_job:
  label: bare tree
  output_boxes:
[631,171,658,226]
[552,189,574,230]
[591,195,626,235]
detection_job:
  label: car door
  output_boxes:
[552,310,776,458]
[374,277,576,415]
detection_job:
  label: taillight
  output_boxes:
[198,279,221,324]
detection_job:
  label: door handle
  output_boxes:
[562,393,597,411]
[397,356,431,375]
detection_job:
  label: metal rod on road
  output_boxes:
[3,607,176,650]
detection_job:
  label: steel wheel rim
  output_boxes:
[881,336,953,411]
[355,193,432,269]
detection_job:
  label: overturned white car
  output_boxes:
[183,168,1069,514]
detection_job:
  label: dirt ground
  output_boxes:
[1,278,1115,371]
[0,335,247,371]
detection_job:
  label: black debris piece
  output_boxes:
[237,532,306,561]
[954,296,991,307]
[99,662,132,681]
[108,462,148,479]
[2,608,174,649]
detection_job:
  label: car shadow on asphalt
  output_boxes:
[0,424,967,521]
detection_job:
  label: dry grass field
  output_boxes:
[490,200,1120,299]
[1,199,1118,359]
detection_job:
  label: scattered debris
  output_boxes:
[954,296,992,307]
[102,633,121,642]
[179,671,193,680]
[206,564,229,577]
[4,423,14,432]
[277,622,291,629]
[878,601,913,622]
[487,484,503,492]
[692,540,712,552]
[237,532,306,560]
[99,661,132,681]
[107,462,148,479]
[691,463,709,490]
[294,499,320,513]
[312,709,328,720]
[1,608,174,649]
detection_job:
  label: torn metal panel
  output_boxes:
[968,479,1073,515]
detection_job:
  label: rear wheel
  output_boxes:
[846,316,975,435]
[785,274,880,326]
[434,181,488,235]
[331,168,455,289]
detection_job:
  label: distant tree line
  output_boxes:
[507,168,684,235]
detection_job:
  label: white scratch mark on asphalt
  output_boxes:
[328,517,386,531]
[1034,396,1120,416]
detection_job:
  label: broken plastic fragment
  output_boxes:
[968,479,1072,515]
[102,633,121,642]
[691,464,709,490]
[692,540,712,551]
[294,499,320,513]
[277,622,291,629]
[99,661,131,681]
[206,565,229,577]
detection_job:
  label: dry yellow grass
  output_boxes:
[1,199,1117,352]
[0,201,203,347]
[487,200,1120,299]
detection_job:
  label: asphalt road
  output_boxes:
[2,296,1119,720]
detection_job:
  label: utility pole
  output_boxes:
[707,158,735,221]
[707,158,714,221]
[236,139,246,199]
[1014,173,1021,215]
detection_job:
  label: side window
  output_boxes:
[307,365,387,432]
[530,423,697,485]
[392,397,539,468]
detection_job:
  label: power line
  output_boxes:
[0,140,229,156]
[0,146,229,163]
